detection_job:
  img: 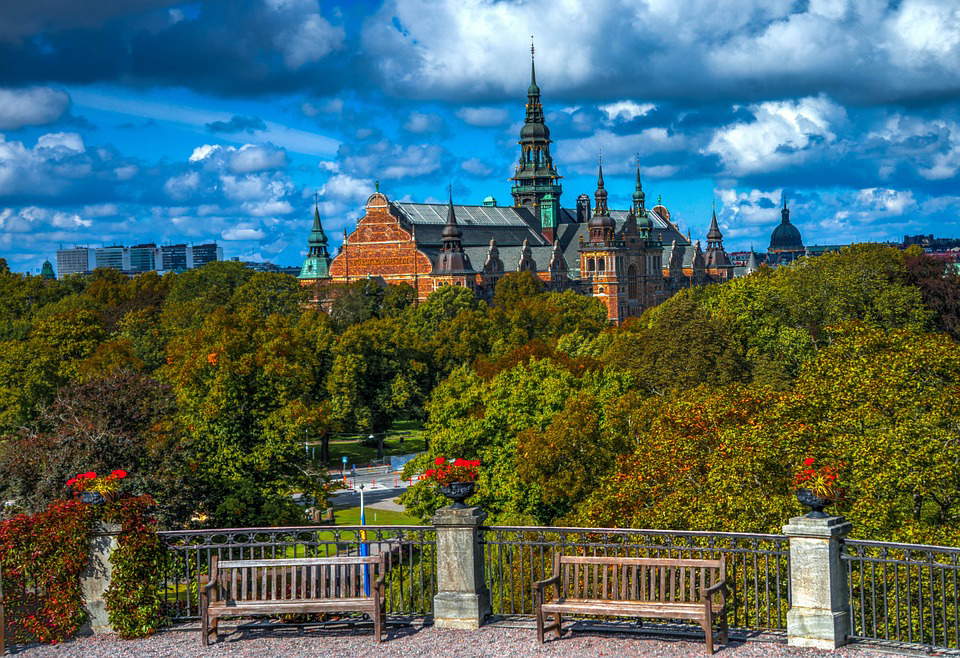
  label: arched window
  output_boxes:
[598,257,605,272]
[587,257,595,272]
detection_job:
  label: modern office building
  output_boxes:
[192,243,223,267]
[94,246,129,271]
[159,244,191,272]
[129,243,157,272]
[56,247,94,277]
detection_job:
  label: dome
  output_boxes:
[520,122,550,140]
[769,220,803,251]
[637,210,653,230]
[588,213,615,230]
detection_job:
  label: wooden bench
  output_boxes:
[199,555,387,645]
[533,555,728,654]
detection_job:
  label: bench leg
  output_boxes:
[200,609,209,647]
[718,610,729,645]
[701,619,714,655]
[374,608,383,643]
[554,613,562,639]
[535,605,545,643]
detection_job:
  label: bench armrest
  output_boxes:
[532,573,560,603]
[704,580,727,609]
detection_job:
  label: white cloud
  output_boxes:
[36,132,85,153]
[222,227,266,240]
[265,0,345,69]
[321,173,374,202]
[855,188,917,216]
[461,157,492,177]
[599,101,656,123]
[189,143,288,174]
[404,112,444,134]
[0,87,70,130]
[341,142,444,179]
[164,171,201,201]
[705,96,846,176]
[456,107,509,127]
[556,128,688,173]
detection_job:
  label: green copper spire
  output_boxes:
[40,260,56,279]
[298,195,331,280]
[632,157,645,215]
[511,38,561,222]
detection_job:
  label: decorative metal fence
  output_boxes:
[843,538,960,651]
[480,526,790,630]
[158,525,436,620]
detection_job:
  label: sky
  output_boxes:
[1,0,960,274]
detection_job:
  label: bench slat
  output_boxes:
[558,556,722,568]
[541,598,709,620]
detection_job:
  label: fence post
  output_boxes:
[432,506,490,629]
[80,522,120,635]
[783,514,852,649]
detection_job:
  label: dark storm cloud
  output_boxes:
[206,115,267,134]
[0,0,352,96]
[0,0,178,43]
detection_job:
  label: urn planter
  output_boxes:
[796,488,834,519]
[439,481,476,509]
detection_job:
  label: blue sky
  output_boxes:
[2,0,960,274]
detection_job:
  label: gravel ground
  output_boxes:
[9,620,919,658]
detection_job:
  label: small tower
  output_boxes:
[576,194,591,222]
[298,197,332,280]
[704,203,733,281]
[579,163,624,323]
[40,260,56,280]
[632,164,645,215]
[745,249,759,274]
[435,189,473,275]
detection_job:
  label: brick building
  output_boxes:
[298,46,734,323]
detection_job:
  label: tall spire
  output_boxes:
[529,36,538,92]
[442,184,462,243]
[593,162,608,215]
[707,202,723,241]
[511,38,561,216]
[298,195,331,280]
[781,193,790,223]
[632,158,645,214]
[436,187,472,274]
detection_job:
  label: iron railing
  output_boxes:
[844,538,960,651]
[480,526,790,630]
[158,525,436,620]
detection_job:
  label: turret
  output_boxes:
[298,198,333,280]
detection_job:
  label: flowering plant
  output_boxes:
[66,470,128,496]
[793,457,844,501]
[420,457,480,486]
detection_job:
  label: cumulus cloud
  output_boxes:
[556,128,689,174]
[340,141,446,179]
[0,87,70,130]
[705,96,847,176]
[321,173,374,203]
[189,143,288,174]
[456,107,509,127]
[404,112,444,134]
[222,227,266,240]
[363,0,960,105]
[599,101,656,123]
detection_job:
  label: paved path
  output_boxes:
[14,620,914,657]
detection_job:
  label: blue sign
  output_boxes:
[342,455,348,463]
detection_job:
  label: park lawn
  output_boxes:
[325,421,428,469]
[333,505,422,526]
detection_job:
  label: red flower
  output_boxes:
[434,456,446,466]
[110,469,127,479]
[65,478,77,487]
[803,457,815,467]
[81,471,97,480]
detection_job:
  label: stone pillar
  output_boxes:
[783,514,852,649]
[432,506,490,629]
[80,522,120,635]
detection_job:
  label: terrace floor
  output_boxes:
[12,618,919,657]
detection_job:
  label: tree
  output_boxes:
[493,271,546,308]
[229,272,306,318]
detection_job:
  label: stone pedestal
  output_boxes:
[432,506,490,629]
[80,522,120,635]
[783,515,852,649]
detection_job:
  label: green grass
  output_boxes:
[332,505,420,526]
[323,420,428,469]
